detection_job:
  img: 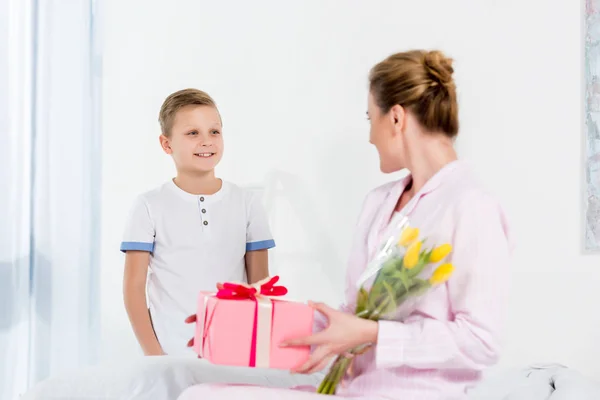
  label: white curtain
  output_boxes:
[0,0,102,398]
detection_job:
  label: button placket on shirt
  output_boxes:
[199,196,209,227]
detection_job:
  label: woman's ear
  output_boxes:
[159,134,172,154]
[390,104,406,134]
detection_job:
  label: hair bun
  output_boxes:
[423,51,454,87]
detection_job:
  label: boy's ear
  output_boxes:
[159,134,172,154]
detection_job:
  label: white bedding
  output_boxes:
[21,357,323,400]
[22,359,600,400]
[467,364,600,400]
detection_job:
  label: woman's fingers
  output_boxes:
[291,345,331,374]
[281,330,327,348]
[305,354,335,375]
[309,301,336,318]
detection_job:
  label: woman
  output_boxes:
[179,49,512,400]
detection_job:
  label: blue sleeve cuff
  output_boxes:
[120,241,154,253]
[246,239,276,251]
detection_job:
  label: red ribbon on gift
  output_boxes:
[216,275,288,299]
[215,276,288,367]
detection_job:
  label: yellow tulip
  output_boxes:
[430,244,452,263]
[403,240,422,269]
[429,263,454,285]
[398,227,419,246]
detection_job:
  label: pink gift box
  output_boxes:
[193,292,313,369]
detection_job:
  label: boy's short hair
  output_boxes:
[159,88,217,137]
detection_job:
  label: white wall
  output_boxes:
[101,0,599,378]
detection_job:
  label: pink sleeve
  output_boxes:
[375,192,512,371]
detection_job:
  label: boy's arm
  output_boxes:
[244,190,274,284]
[245,249,269,284]
[123,251,164,356]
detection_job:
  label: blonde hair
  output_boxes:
[158,88,218,137]
[369,50,459,137]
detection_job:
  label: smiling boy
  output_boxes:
[121,89,275,356]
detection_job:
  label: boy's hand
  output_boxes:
[186,282,223,348]
[145,349,167,356]
[185,314,197,348]
[124,251,166,357]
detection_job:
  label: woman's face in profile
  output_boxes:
[368,92,404,174]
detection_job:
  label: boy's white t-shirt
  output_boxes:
[120,180,275,356]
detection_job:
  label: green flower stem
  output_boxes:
[316,352,356,394]
[333,357,352,392]
[317,371,330,393]
[326,356,351,394]
[369,296,391,320]
[317,355,341,394]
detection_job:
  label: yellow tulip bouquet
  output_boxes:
[317,216,455,395]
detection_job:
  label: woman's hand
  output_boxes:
[280,302,378,374]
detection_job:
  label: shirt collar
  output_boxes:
[383,159,467,219]
[166,179,228,204]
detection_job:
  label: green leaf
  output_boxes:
[407,279,432,297]
[379,258,399,274]
[381,280,397,311]
[407,260,427,279]
[391,270,402,279]
[421,249,432,264]
[367,293,379,311]
[368,284,382,302]
[395,258,404,271]
[395,292,408,305]
[355,288,369,314]
[399,269,412,292]
[370,269,388,289]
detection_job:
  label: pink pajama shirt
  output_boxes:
[179,161,512,400]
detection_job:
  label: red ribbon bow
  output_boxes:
[216,275,288,300]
